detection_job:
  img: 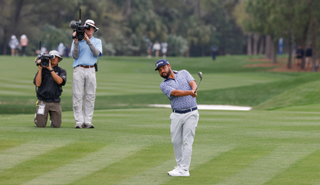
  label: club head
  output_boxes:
[198,72,203,80]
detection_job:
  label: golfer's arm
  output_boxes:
[189,80,197,92]
[171,90,193,97]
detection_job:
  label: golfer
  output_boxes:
[155,59,199,176]
[70,19,102,129]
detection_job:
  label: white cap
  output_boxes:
[21,34,27,39]
[85,19,99,32]
[49,50,63,62]
[11,35,16,39]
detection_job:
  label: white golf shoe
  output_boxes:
[168,167,190,176]
[168,166,179,174]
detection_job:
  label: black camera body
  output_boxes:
[73,21,90,41]
[36,54,55,67]
[69,9,90,41]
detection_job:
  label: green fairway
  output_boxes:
[0,55,299,114]
[1,109,320,184]
[1,55,320,184]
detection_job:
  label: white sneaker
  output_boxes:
[168,167,190,176]
[168,166,179,174]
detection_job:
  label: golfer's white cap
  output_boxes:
[85,19,99,32]
[49,50,63,62]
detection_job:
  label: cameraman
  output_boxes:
[33,50,67,128]
[70,19,102,129]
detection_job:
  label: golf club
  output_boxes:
[194,71,202,93]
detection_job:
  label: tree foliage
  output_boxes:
[0,0,246,56]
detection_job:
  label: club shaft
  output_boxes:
[194,79,202,93]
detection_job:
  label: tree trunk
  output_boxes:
[2,28,8,55]
[271,40,277,64]
[259,35,264,55]
[196,0,201,18]
[247,33,252,55]
[307,0,317,72]
[265,35,272,59]
[125,0,131,20]
[12,0,24,31]
[287,33,292,69]
[301,18,310,70]
[253,33,259,55]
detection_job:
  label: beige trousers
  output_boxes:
[72,66,97,126]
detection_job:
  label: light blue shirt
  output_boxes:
[160,70,197,110]
[71,36,102,67]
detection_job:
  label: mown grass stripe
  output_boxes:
[68,143,173,185]
[23,144,144,185]
[215,144,319,185]
[117,144,235,185]
[266,149,320,185]
[0,142,104,185]
[0,141,70,173]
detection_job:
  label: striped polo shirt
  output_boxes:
[160,70,197,110]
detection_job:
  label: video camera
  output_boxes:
[35,41,54,67]
[37,54,55,67]
[69,9,89,41]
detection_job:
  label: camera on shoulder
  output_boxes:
[69,20,90,41]
[69,9,89,41]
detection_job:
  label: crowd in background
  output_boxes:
[9,34,71,58]
[147,41,168,58]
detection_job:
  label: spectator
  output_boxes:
[8,35,19,56]
[57,43,66,56]
[295,45,304,67]
[211,45,218,60]
[20,34,28,57]
[147,41,153,58]
[70,19,102,129]
[41,44,47,54]
[305,45,312,71]
[64,44,70,57]
[153,41,161,58]
[161,41,168,58]
[33,50,67,128]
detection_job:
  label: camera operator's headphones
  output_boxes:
[84,19,99,32]
[49,50,63,62]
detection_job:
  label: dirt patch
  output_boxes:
[246,58,315,72]
[245,63,282,68]
[248,58,288,62]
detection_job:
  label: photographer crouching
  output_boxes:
[33,50,67,128]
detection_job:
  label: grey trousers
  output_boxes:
[170,110,199,171]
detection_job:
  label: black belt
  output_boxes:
[173,107,197,114]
